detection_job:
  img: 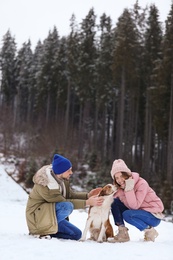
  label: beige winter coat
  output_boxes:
[26,165,88,236]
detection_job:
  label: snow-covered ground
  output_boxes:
[0,164,173,260]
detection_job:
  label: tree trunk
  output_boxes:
[167,72,173,185]
[116,66,125,158]
[65,80,71,146]
[143,87,152,181]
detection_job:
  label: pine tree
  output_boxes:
[31,40,44,124]
[0,30,16,108]
[66,14,81,145]
[76,8,98,158]
[97,13,114,160]
[14,40,33,127]
[143,4,163,180]
[35,27,59,127]
[112,8,139,163]
[0,30,18,152]
[162,4,173,186]
[130,1,148,169]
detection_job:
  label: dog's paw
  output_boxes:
[79,238,85,242]
[97,239,104,243]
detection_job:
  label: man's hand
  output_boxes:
[86,195,104,207]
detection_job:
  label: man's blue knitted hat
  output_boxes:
[52,154,72,174]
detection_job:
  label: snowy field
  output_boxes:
[0,164,172,260]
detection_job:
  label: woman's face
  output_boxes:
[114,172,126,189]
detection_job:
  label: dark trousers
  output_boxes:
[111,198,161,231]
[51,201,82,240]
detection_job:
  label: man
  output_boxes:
[26,154,103,240]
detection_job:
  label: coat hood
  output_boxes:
[33,165,60,190]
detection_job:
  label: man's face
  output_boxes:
[59,168,73,180]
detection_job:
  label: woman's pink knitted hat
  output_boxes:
[111,159,131,179]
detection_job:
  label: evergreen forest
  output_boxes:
[0,2,173,210]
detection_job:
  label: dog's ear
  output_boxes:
[89,187,102,197]
[98,188,104,196]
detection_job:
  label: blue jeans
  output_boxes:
[50,202,82,240]
[111,198,161,231]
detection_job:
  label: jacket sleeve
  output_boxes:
[63,179,88,200]
[69,189,88,200]
[64,180,88,209]
[124,181,148,209]
[34,182,88,209]
[124,179,164,213]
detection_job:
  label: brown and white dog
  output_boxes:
[80,184,116,243]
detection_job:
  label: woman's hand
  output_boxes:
[124,178,135,192]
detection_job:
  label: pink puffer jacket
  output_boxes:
[114,172,164,214]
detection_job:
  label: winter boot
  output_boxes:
[144,227,158,242]
[108,226,130,243]
[29,233,52,239]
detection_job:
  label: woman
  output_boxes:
[109,159,164,242]
[26,154,103,240]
